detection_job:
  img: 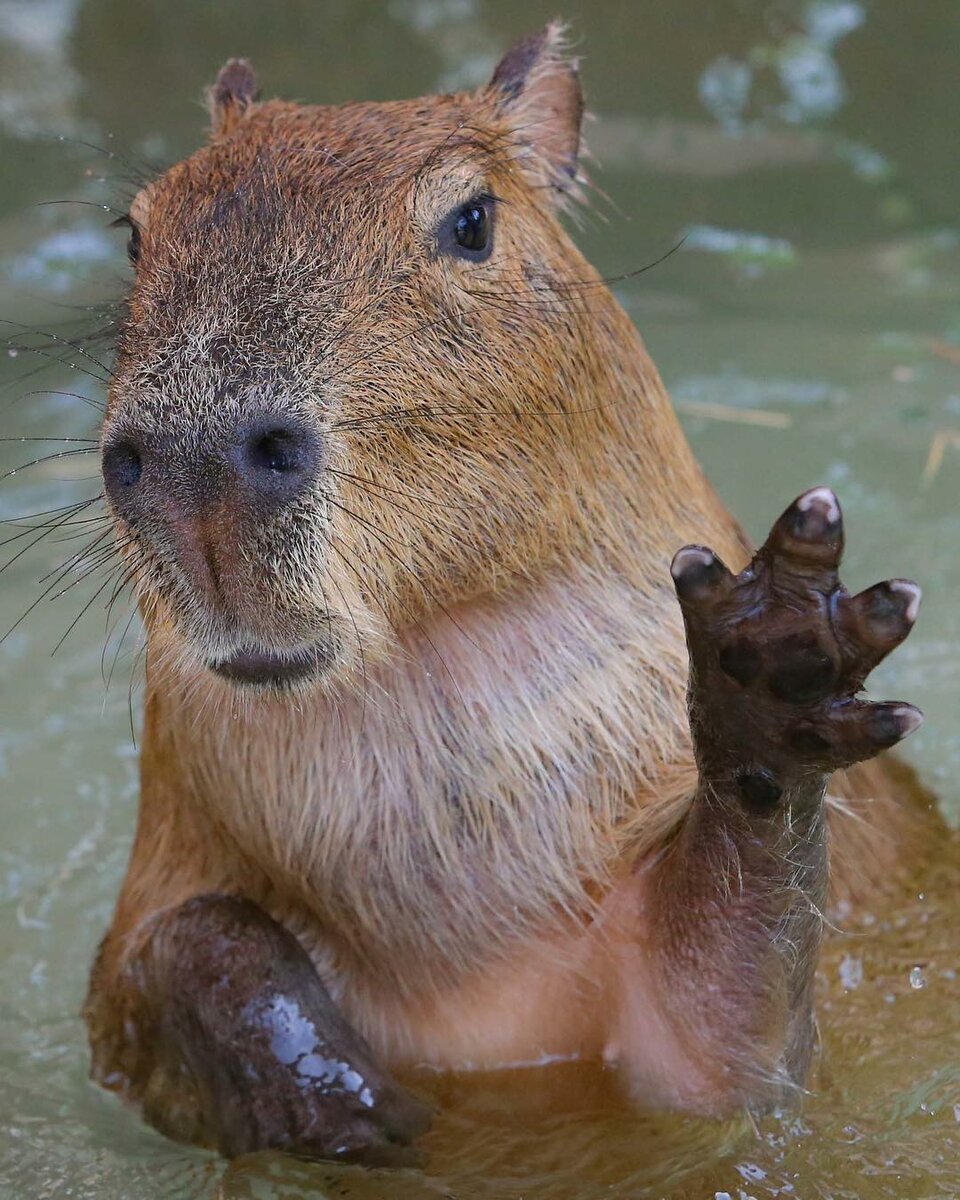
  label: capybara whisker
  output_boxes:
[0,447,97,483]
[16,388,106,413]
[0,321,116,382]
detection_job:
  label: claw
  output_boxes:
[795,486,841,529]
[671,545,731,602]
[888,579,922,624]
[848,579,921,641]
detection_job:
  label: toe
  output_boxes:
[761,487,844,588]
[837,578,921,684]
[671,545,732,606]
[802,700,924,770]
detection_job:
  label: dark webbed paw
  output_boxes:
[671,488,922,804]
[147,895,432,1165]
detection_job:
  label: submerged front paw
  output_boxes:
[671,488,922,794]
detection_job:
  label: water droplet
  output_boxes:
[341,1068,363,1093]
[839,954,863,990]
[909,965,927,990]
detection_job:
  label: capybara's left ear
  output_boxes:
[486,22,584,201]
[208,58,259,136]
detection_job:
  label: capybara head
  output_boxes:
[101,24,631,693]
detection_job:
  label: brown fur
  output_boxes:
[85,24,940,1133]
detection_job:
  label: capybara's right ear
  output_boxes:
[208,58,259,136]
[487,22,584,204]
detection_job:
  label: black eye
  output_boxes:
[112,215,141,265]
[454,203,489,253]
[126,224,141,265]
[440,195,496,261]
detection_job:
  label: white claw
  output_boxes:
[670,545,715,581]
[893,704,924,738]
[889,579,922,624]
[797,486,841,524]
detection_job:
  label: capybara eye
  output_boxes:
[127,225,141,265]
[454,203,488,253]
[440,195,495,260]
[112,215,141,266]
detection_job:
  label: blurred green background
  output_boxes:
[0,2,957,1197]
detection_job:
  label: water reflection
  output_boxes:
[700,0,866,131]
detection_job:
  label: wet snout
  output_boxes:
[102,409,322,526]
[101,405,324,642]
[101,403,332,686]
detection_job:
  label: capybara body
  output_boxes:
[85,26,932,1159]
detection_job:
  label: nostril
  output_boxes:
[244,426,315,477]
[234,418,321,509]
[248,429,299,474]
[102,439,143,492]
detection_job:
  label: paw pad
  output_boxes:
[737,770,782,811]
[768,634,837,703]
[718,638,763,686]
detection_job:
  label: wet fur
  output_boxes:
[86,24,939,1128]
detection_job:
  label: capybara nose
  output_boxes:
[102,414,321,521]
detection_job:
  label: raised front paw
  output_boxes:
[670,488,922,803]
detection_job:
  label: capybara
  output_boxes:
[84,25,930,1161]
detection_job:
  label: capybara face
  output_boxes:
[101,31,597,691]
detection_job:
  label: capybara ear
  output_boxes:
[208,58,259,135]
[487,22,584,202]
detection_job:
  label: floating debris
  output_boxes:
[676,400,792,429]
[921,429,960,485]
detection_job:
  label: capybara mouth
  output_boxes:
[210,643,329,688]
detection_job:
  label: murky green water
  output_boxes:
[0,2,957,1197]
